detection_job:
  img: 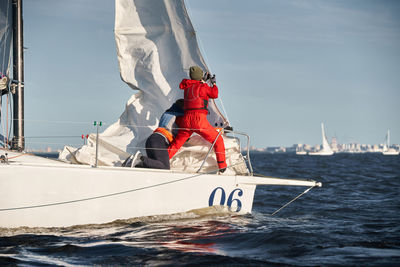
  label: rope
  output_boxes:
[6,153,32,160]
[0,118,229,132]
[270,185,316,216]
[183,0,230,125]
[0,117,239,133]
[11,119,101,125]
[0,159,247,212]
[25,136,82,139]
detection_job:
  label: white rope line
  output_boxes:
[3,119,229,132]
[270,186,316,216]
[184,0,230,124]
[10,119,100,125]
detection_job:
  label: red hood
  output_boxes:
[179,79,202,89]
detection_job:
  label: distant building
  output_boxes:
[331,137,339,152]
[265,147,286,153]
[372,144,380,152]
[312,145,320,152]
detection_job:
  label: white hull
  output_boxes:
[0,152,320,228]
[308,150,334,156]
[296,151,307,155]
[382,150,399,156]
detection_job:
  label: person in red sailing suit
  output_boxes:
[168,66,227,172]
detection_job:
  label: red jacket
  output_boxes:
[179,79,218,114]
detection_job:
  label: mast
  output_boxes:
[11,0,24,151]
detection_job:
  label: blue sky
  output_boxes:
[21,0,400,149]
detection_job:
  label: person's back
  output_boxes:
[168,66,227,172]
[123,100,184,169]
[179,78,218,115]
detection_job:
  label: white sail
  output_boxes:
[59,0,247,174]
[383,130,389,151]
[382,129,399,155]
[321,123,332,152]
[309,123,333,156]
[111,0,227,143]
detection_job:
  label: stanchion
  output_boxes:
[94,121,102,167]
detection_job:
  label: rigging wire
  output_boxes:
[0,95,3,147]
[253,172,318,216]
[270,185,316,216]
[184,0,231,126]
[6,91,10,148]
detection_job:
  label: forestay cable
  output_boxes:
[270,185,316,216]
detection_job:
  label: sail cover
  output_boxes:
[59,0,248,175]
[0,0,12,79]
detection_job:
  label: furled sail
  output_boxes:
[0,0,12,83]
[60,0,248,175]
[0,0,13,147]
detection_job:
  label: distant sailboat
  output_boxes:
[309,123,334,156]
[295,145,307,155]
[382,130,399,156]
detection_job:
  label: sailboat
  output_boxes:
[308,123,334,156]
[295,146,307,155]
[0,0,321,228]
[382,130,399,155]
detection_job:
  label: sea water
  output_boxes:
[1,153,399,266]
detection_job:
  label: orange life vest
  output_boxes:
[154,127,174,143]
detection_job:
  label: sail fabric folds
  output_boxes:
[59,0,247,175]
[0,0,12,79]
[113,0,227,131]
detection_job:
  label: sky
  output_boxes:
[15,0,400,149]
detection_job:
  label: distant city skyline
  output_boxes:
[249,139,400,154]
[16,0,400,150]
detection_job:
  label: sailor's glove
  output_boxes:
[210,74,216,84]
[224,125,233,131]
[203,72,211,81]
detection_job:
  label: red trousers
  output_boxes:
[168,112,227,169]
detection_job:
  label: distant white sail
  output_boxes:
[309,123,333,156]
[321,123,333,153]
[382,130,399,155]
[383,131,389,151]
